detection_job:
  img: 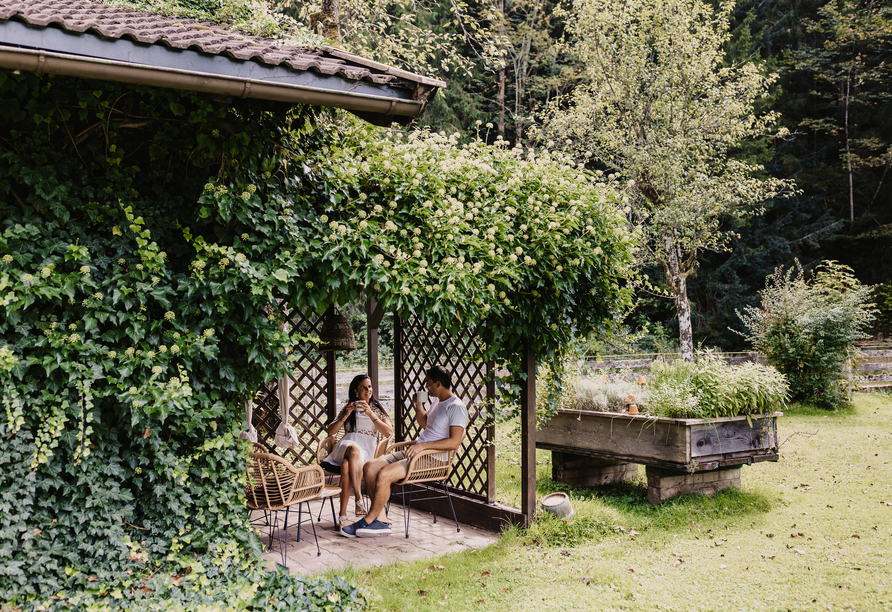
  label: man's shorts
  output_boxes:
[383,450,448,478]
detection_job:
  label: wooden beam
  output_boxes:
[485,361,496,504]
[520,339,537,524]
[394,316,406,442]
[366,297,379,395]
[367,295,385,329]
[325,349,337,421]
[388,485,525,532]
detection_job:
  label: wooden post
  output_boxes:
[520,339,537,523]
[485,360,496,504]
[325,349,337,421]
[366,296,381,395]
[393,316,405,442]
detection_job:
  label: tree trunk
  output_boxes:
[665,235,694,361]
[844,73,854,221]
[497,0,507,137]
[497,67,506,136]
[321,0,340,43]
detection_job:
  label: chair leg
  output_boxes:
[278,508,290,566]
[329,496,337,525]
[404,484,413,539]
[305,501,321,557]
[297,503,303,542]
[317,498,324,522]
[442,481,460,533]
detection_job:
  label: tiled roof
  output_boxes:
[0,0,442,88]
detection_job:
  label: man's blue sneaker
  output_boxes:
[340,517,367,538]
[356,520,392,537]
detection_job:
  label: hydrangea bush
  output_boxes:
[0,71,634,609]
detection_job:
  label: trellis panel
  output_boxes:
[394,316,495,502]
[252,307,330,466]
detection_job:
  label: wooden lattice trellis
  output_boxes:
[252,307,332,466]
[394,316,496,503]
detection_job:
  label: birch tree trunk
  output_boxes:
[664,234,694,361]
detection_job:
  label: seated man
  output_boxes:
[339,365,468,537]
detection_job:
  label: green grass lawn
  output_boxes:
[331,393,892,611]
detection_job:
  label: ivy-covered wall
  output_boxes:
[0,69,633,608]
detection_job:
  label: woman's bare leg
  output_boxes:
[338,458,352,518]
[345,446,364,509]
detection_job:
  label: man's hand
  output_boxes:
[405,441,425,459]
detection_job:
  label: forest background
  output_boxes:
[117,0,892,354]
[269,0,892,355]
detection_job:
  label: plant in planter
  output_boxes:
[565,374,644,413]
[646,352,789,419]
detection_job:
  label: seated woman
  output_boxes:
[320,374,393,527]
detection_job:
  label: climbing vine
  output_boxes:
[0,69,632,609]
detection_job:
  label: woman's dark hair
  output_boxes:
[344,374,386,432]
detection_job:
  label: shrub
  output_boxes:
[646,352,788,418]
[737,261,876,408]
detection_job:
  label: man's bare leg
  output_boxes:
[365,462,406,524]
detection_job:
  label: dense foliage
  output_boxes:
[539,0,794,360]
[738,261,876,407]
[0,67,633,607]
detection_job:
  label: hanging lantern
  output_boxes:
[319,310,356,352]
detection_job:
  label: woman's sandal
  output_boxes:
[355,499,368,516]
[338,515,350,527]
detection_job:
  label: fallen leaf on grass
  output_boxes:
[851,534,861,539]
[481,571,491,578]
[766,533,775,538]
[719,564,727,569]
[476,600,485,604]
[417,590,426,598]
[430,565,445,570]
[794,549,806,555]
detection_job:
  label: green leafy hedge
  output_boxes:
[0,70,633,608]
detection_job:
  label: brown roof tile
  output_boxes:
[0,0,443,87]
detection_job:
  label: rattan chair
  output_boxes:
[386,441,460,539]
[314,431,392,522]
[245,452,328,563]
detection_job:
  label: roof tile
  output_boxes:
[0,0,444,87]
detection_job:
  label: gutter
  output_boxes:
[0,45,426,118]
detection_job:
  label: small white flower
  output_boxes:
[320,215,329,223]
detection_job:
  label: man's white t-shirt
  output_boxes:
[417,395,469,460]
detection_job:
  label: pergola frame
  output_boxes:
[251,297,538,530]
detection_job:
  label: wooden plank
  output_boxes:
[855,361,892,371]
[690,418,777,458]
[587,358,656,369]
[536,443,713,471]
[388,485,524,532]
[858,373,892,382]
[857,349,892,358]
[538,411,691,464]
[520,340,537,524]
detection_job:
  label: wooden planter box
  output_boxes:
[537,410,781,473]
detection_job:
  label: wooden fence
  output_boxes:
[585,347,892,391]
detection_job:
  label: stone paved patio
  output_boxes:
[253,498,499,576]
